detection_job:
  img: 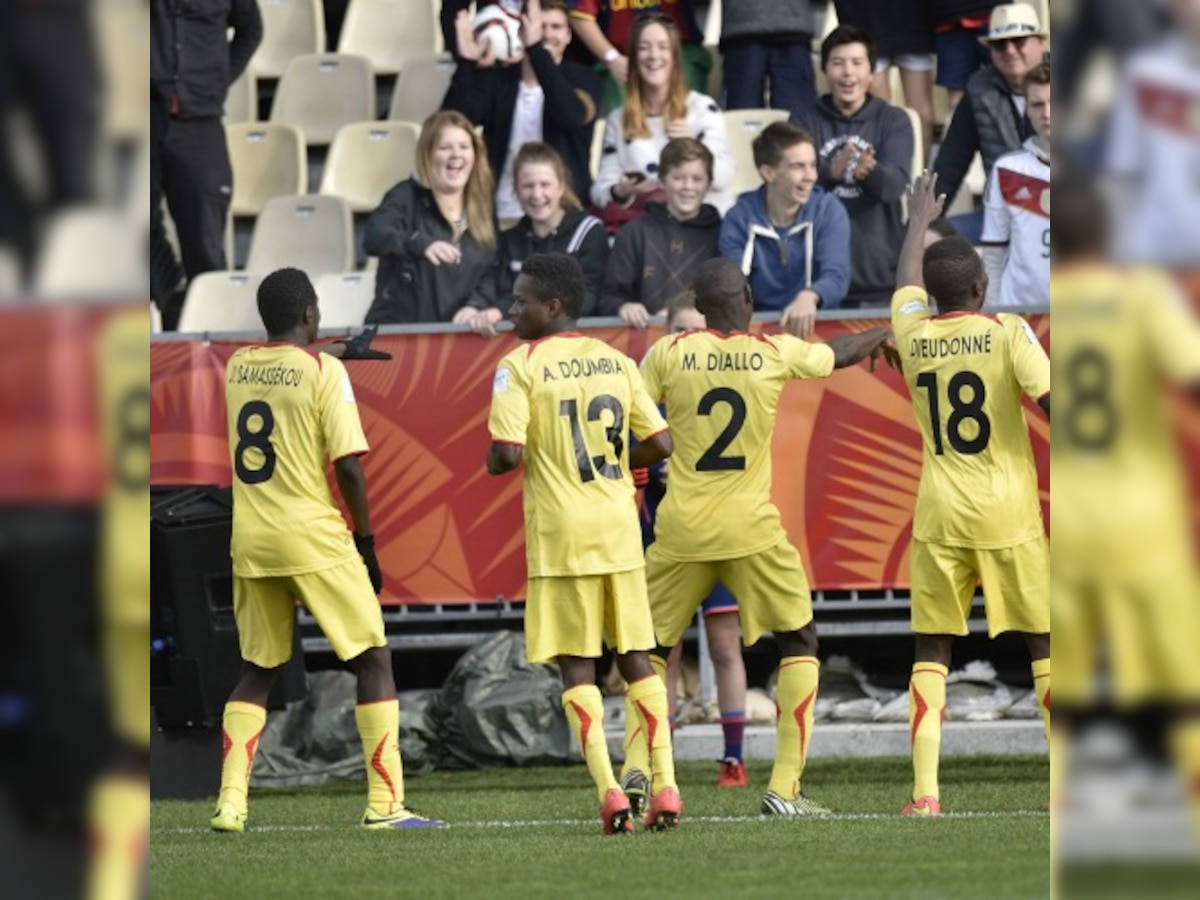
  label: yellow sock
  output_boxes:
[563,684,620,802]
[909,662,948,801]
[1032,657,1051,747]
[768,656,819,799]
[217,701,266,814]
[356,700,406,814]
[85,777,148,900]
[1169,719,1200,848]
[627,670,677,793]
[620,656,665,781]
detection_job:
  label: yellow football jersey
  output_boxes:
[892,286,1049,548]
[99,305,150,624]
[640,330,835,561]
[225,344,368,577]
[488,333,667,577]
[1051,265,1200,572]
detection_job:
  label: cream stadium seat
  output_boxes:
[314,271,378,328]
[177,271,267,333]
[270,53,376,145]
[387,53,457,125]
[245,195,356,278]
[338,0,440,75]
[227,123,307,217]
[723,108,790,197]
[319,121,421,212]
[250,0,325,80]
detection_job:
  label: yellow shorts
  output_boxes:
[1052,565,1200,705]
[234,556,386,668]
[105,621,150,749]
[646,538,814,648]
[524,570,656,664]
[910,536,1049,638]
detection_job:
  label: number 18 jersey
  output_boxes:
[640,330,835,561]
[892,286,1049,549]
[488,333,668,578]
[225,344,368,577]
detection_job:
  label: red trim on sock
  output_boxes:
[794,689,816,759]
[626,674,659,689]
[568,701,593,763]
[636,699,660,749]
[624,724,643,751]
[1034,673,1050,680]
[779,658,819,670]
[912,667,947,677]
[371,733,398,802]
[911,684,930,745]
[221,729,233,769]
[245,730,262,772]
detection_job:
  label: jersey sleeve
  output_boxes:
[627,357,669,441]
[318,356,370,462]
[487,352,531,446]
[980,165,1011,245]
[1142,271,1200,385]
[640,337,668,404]
[891,284,932,341]
[779,335,836,379]
[1004,316,1051,401]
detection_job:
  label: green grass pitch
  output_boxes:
[151,756,1049,899]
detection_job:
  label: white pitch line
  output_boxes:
[157,810,1047,835]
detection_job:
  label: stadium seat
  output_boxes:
[723,108,790,197]
[245,195,356,278]
[387,53,456,125]
[338,0,440,75]
[177,271,267,334]
[33,208,145,298]
[898,106,923,220]
[96,0,150,141]
[270,54,377,146]
[225,69,258,124]
[589,117,605,181]
[250,0,326,80]
[314,271,377,328]
[319,121,421,212]
[227,123,308,217]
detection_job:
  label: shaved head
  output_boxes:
[692,258,747,320]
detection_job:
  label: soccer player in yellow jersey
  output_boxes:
[892,172,1051,817]
[632,256,899,818]
[213,268,442,832]
[486,253,681,835]
[1051,173,1200,841]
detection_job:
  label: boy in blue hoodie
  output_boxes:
[718,121,850,337]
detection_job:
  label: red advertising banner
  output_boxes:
[150,318,1051,604]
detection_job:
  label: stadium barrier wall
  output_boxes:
[150,311,1051,606]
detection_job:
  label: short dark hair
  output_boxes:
[258,267,316,335]
[520,252,586,319]
[1024,61,1051,92]
[752,121,816,170]
[691,257,746,318]
[820,25,876,72]
[927,217,958,240]
[660,137,714,181]
[541,0,568,15]
[1050,171,1109,260]
[923,237,984,310]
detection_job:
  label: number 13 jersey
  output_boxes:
[892,286,1050,549]
[225,344,368,577]
[488,333,668,577]
[640,330,835,561]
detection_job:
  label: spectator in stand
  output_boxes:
[442,0,603,226]
[719,0,818,120]
[498,142,608,317]
[795,26,913,308]
[931,1,1003,112]
[833,0,934,164]
[363,111,501,334]
[569,1,710,112]
[932,3,1045,243]
[981,62,1050,307]
[150,0,262,329]
[592,15,733,231]
[601,138,722,327]
[719,121,850,336]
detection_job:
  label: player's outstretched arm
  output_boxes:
[826,326,901,372]
[323,325,394,360]
[334,455,383,593]
[896,171,947,291]
[629,429,673,469]
[487,442,524,475]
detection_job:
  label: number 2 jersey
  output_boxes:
[488,333,668,578]
[892,286,1049,549]
[640,330,835,561]
[225,344,368,577]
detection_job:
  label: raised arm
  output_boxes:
[825,326,900,371]
[896,170,946,291]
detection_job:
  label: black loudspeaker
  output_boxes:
[150,485,306,728]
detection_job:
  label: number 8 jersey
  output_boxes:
[640,329,835,562]
[488,333,668,577]
[225,344,368,577]
[892,286,1050,549]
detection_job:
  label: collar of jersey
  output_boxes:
[932,310,1001,324]
[527,331,585,355]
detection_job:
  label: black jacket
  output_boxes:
[441,43,603,206]
[929,0,1001,26]
[497,209,609,316]
[362,179,499,324]
[932,63,1034,208]
[795,94,913,307]
[150,0,262,119]
[601,202,722,316]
